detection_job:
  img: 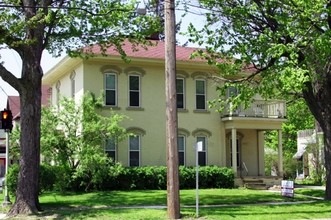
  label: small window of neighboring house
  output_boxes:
[129,75,140,107]
[55,81,61,107]
[105,73,117,106]
[70,71,76,99]
[129,135,140,167]
[178,135,185,166]
[196,79,206,110]
[105,139,116,162]
[197,136,207,166]
[176,78,185,109]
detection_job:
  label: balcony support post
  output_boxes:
[231,128,237,175]
[278,129,283,177]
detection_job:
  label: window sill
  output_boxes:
[178,109,189,113]
[103,106,121,110]
[193,109,210,114]
[126,107,145,111]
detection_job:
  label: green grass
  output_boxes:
[1,188,330,219]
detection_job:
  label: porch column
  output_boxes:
[278,129,283,176]
[231,128,237,175]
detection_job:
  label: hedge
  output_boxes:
[7,164,234,193]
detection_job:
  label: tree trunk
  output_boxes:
[165,0,180,218]
[302,60,331,200]
[7,55,43,216]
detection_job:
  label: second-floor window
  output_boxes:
[196,79,206,110]
[105,73,117,106]
[129,75,140,107]
[176,78,185,109]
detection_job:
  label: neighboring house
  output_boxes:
[6,85,52,126]
[294,129,324,179]
[42,40,287,187]
[0,86,52,177]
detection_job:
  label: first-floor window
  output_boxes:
[178,135,185,166]
[105,139,116,162]
[197,136,207,166]
[129,135,140,166]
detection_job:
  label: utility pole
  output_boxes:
[164,0,180,218]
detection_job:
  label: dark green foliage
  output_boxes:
[7,164,62,195]
[7,164,234,193]
[6,163,19,196]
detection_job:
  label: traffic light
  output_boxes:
[0,110,13,132]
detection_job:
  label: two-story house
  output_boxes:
[42,40,286,187]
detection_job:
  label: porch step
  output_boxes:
[243,179,267,190]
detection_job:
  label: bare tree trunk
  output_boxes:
[302,61,331,200]
[165,0,180,218]
[7,54,42,216]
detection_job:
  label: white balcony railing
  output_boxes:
[221,100,286,118]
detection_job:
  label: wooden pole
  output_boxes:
[164,0,180,218]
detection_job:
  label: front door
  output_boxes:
[230,138,241,174]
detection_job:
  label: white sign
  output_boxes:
[281,180,294,197]
[196,141,203,152]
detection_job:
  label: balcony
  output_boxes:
[221,100,286,119]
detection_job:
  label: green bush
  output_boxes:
[8,164,234,193]
[7,163,63,195]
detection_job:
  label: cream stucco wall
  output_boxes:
[81,59,223,167]
[43,54,285,176]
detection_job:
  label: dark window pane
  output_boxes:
[196,80,205,94]
[129,136,140,150]
[178,152,184,166]
[129,76,139,90]
[106,151,115,161]
[196,95,206,109]
[176,79,183,93]
[177,94,184,108]
[198,152,206,166]
[106,90,116,105]
[130,92,140,106]
[130,151,139,167]
[106,74,115,89]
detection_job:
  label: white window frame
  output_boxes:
[128,75,141,107]
[104,73,117,106]
[195,79,206,110]
[70,71,76,99]
[129,135,141,167]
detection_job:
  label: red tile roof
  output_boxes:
[85,40,204,62]
[7,85,51,119]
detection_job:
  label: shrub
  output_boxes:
[7,163,60,195]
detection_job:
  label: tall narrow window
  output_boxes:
[178,135,185,166]
[197,136,207,166]
[105,73,117,106]
[129,75,140,107]
[105,139,116,162]
[196,79,206,110]
[129,135,140,166]
[176,78,185,109]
